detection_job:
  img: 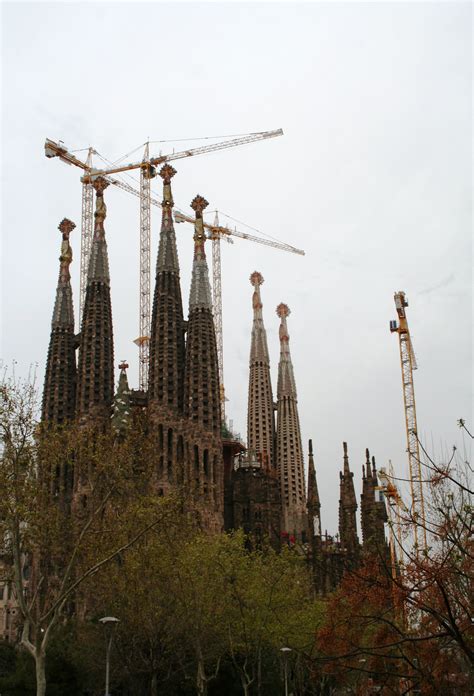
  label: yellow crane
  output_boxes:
[390,291,427,552]
[174,210,305,420]
[45,129,283,389]
[378,461,407,574]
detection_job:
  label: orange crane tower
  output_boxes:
[45,129,283,389]
[390,291,427,552]
[174,210,304,419]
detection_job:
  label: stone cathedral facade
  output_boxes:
[39,166,388,600]
[42,168,224,532]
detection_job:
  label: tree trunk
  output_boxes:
[35,650,47,696]
[196,655,207,696]
[240,676,250,696]
[151,671,158,696]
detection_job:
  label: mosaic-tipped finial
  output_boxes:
[119,360,129,371]
[191,194,209,216]
[276,302,291,319]
[309,438,313,456]
[159,165,177,207]
[191,196,209,251]
[58,218,76,238]
[159,164,177,183]
[57,218,75,283]
[250,271,264,287]
[92,177,110,231]
[343,441,348,456]
[92,176,110,197]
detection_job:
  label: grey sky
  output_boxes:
[1,1,472,534]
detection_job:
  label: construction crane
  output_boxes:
[379,462,407,574]
[174,210,305,420]
[45,129,283,390]
[390,291,427,552]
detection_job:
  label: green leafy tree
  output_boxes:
[0,370,173,696]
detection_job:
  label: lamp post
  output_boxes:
[99,616,120,696]
[280,646,292,696]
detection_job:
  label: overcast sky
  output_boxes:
[1,1,472,534]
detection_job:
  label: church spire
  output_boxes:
[307,439,325,591]
[76,177,114,420]
[307,439,321,535]
[361,450,388,553]
[275,303,306,540]
[148,165,185,412]
[338,442,359,558]
[111,361,132,436]
[188,195,213,311]
[247,272,275,469]
[276,303,297,397]
[183,195,220,434]
[42,218,77,423]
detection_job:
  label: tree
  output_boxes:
[314,423,474,695]
[87,523,323,696]
[0,370,174,696]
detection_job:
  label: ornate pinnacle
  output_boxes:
[191,195,209,216]
[371,455,377,476]
[250,271,264,287]
[119,361,129,371]
[58,218,74,282]
[160,165,176,208]
[343,441,348,455]
[58,218,76,237]
[309,438,313,456]
[159,164,177,184]
[92,176,110,196]
[276,303,290,318]
[366,448,370,463]
[92,177,109,231]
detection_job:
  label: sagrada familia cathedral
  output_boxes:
[40,165,388,595]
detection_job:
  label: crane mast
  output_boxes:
[210,213,226,419]
[379,462,406,573]
[390,291,427,552]
[137,143,152,390]
[80,147,94,320]
[45,129,284,390]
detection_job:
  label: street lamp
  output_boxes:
[99,616,120,696]
[280,646,292,696]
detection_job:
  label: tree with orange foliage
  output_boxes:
[312,423,473,696]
